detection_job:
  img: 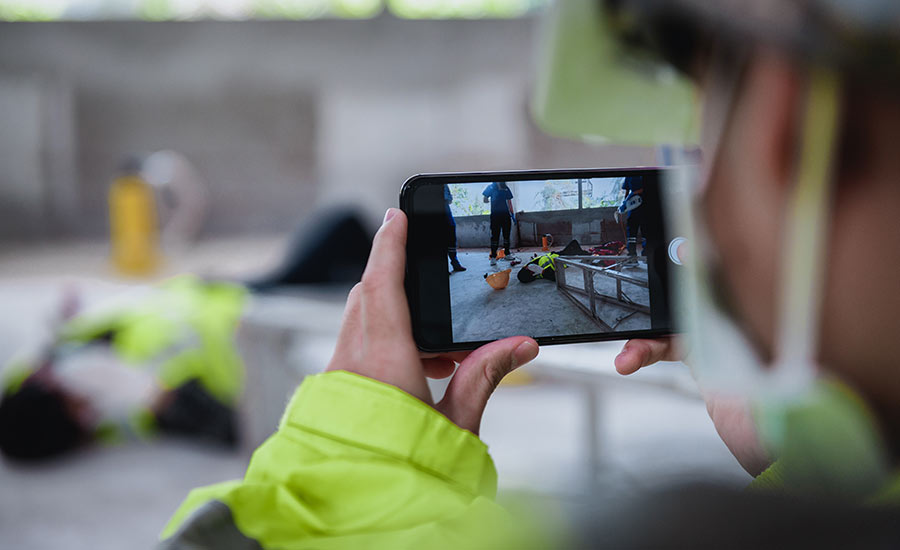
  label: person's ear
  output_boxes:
[742,48,804,191]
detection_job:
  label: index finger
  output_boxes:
[361,208,408,291]
[359,208,415,351]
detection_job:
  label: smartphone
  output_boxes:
[400,168,675,352]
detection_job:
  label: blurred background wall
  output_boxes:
[0,16,655,242]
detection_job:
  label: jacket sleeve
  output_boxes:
[158,370,549,550]
[746,459,785,491]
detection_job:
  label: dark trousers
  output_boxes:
[447,209,460,265]
[626,208,643,256]
[490,213,511,257]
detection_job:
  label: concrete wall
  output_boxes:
[0,17,655,241]
[455,213,519,249]
[455,206,625,249]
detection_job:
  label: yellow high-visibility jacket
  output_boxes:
[159,371,554,549]
[159,372,900,549]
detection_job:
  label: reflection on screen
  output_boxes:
[443,177,659,343]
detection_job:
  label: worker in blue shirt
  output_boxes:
[482,182,516,266]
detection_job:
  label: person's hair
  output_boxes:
[0,382,88,461]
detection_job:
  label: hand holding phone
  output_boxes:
[325,208,539,435]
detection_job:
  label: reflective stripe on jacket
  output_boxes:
[537,253,558,272]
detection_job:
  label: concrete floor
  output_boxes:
[450,249,651,342]
[0,440,248,550]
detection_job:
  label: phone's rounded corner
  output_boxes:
[412,331,445,354]
[399,173,428,210]
[415,343,439,354]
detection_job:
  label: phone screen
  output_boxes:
[401,168,675,351]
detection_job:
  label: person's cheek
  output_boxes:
[818,182,900,403]
[702,154,782,360]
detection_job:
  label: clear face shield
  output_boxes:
[535,0,890,495]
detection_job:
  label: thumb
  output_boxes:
[436,337,539,435]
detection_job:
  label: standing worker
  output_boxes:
[482,182,516,266]
[615,176,644,262]
[444,185,466,274]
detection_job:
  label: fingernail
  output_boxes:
[513,340,539,367]
[383,208,397,225]
[614,349,635,373]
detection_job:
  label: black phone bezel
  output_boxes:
[400,167,674,352]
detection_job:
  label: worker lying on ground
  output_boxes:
[0,276,246,460]
[517,252,559,284]
[517,239,592,283]
[0,207,376,461]
[159,0,900,547]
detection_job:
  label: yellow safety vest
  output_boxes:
[533,253,559,276]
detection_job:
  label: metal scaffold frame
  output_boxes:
[555,255,650,331]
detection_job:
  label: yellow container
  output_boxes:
[109,173,160,275]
